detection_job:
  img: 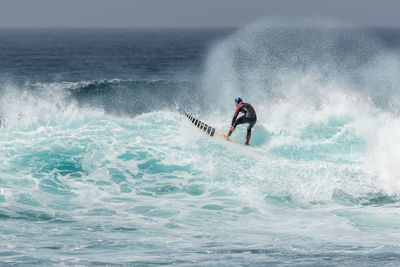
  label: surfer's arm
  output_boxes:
[231,103,243,125]
[227,127,234,136]
[228,104,243,136]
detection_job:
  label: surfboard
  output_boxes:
[184,113,227,140]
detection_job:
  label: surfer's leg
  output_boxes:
[245,120,256,145]
[229,115,246,136]
[245,125,252,145]
[233,115,247,128]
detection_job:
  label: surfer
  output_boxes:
[226,97,257,145]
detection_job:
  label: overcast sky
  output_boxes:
[1,0,400,28]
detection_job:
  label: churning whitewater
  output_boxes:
[1,22,400,265]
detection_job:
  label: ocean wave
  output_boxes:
[2,22,400,265]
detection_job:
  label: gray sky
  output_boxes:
[1,0,400,28]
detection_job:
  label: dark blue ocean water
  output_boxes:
[1,23,400,266]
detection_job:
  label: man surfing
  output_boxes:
[225,97,257,145]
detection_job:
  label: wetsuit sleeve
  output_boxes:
[231,103,243,125]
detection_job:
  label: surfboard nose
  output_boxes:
[184,113,216,137]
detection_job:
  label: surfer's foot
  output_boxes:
[245,142,249,145]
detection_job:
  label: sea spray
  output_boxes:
[202,19,400,196]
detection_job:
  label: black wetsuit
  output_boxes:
[228,102,257,144]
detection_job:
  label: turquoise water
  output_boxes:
[2,24,400,265]
[2,106,400,265]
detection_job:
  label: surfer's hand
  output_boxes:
[230,125,234,132]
